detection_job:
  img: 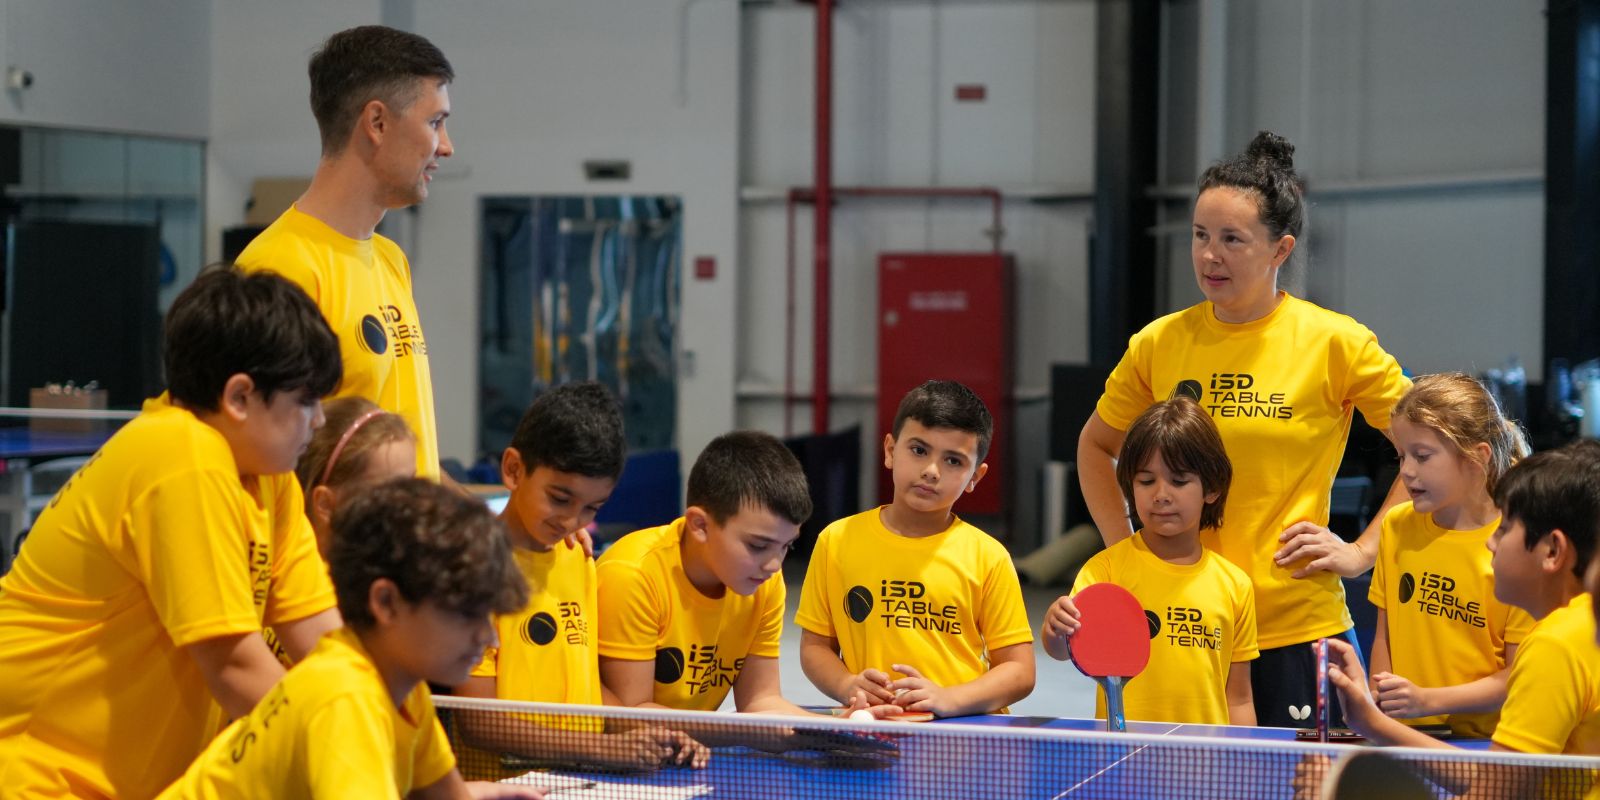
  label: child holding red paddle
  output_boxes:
[1042,396,1259,725]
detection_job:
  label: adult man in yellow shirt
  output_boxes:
[0,269,344,799]
[237,25,453,480]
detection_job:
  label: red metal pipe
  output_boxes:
[781,186,1006,422]
[812,0,834,436]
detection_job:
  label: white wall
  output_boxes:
[1159,0,1545,382]
[208,0,743,477]
[737,1,1098,542]
[0,0,210,138]
[206,0,379,265]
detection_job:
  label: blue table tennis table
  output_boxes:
[0,427,115,573]
[488,713,1398,800]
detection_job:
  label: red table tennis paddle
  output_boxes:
[1066,583,1151,732]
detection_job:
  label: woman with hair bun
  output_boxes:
[1077,131,1411,727]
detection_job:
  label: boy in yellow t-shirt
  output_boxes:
[0,268,344,799]
[798,380,1036,718]
[158,479,543,799]
[598,431,826,716]
[1042,397,1258,725]
[1329,441,1600,797]
[454,382,705,773]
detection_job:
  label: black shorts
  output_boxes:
[1250,630,1363,729]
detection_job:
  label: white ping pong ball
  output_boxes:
[848,709,875,722]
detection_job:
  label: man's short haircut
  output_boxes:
[329,478,528,630]
[164,266,341,412]
[686,431,812,526]
[1116,396,1233,531]
[309,25,454,156]
[509,381,626,480]
[1494,439,1600,580]
[890,380,994,461]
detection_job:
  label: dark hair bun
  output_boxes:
[1246,131,1296,172]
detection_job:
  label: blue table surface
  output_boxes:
[0,427,113,460]
[497,713,1494,799]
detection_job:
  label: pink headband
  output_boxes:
[317,408,387,489]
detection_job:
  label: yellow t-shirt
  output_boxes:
[1369,502,1534,736]
[238,205,440,480]
[1070,533,1259,724]
[794,508,1034,700]
[1096,293,1409,649]
[156,627,456,799]
[595,519,785,711]
[0,395,334,800]
[474,544,602,706]
[1494,594,1600,755]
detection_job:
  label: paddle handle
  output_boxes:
[1101,676,1128,733]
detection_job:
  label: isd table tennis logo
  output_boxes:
[845,585,874,623]
[1400,571,1486,628]
[1162,606,1223,650]
[1144,610,1161,639]
[357,305,428,357]
[1171,380,1203,402]
[656,643,746,696]
[1175,373,1295,420]
[867,580,962,635]
[519,601,588,647]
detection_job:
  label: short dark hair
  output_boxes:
[1494,440,1600,580]
[686,431,812,526]
[509,381,626,480]
[309,25,454,156]
[164,266,341,412]
[329,478,527,630]
[1116,397,1233,531]
[891,380,994,462]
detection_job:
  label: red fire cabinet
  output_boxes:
[877,252,1013,518]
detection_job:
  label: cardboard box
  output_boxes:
[245,177,312,227]
[30,387,109,433]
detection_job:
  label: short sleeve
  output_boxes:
[304,697,405,799]
[134,469,263,647]
[1094,331,1157,431]
[1493,632,1587,753]
[1504,606,1537,646]
[750,578,786,659]
[263,476,335,627]
[794,529,836,638]
[976,545,1033,650]
[1343,331,1410,432]
[595,561,666,661]
[1230,574,1260,663]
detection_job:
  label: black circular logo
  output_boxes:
[358,315,388,355]
[845,586,874,623]
[521,611,557,646]
[654,646,686,684]
[1398,573,1416,604]
[1145,610,1161,639]
[1173,379,1204,402]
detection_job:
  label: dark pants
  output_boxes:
[1250,629,1363,728]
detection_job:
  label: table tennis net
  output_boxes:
[435,696,1600,799]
